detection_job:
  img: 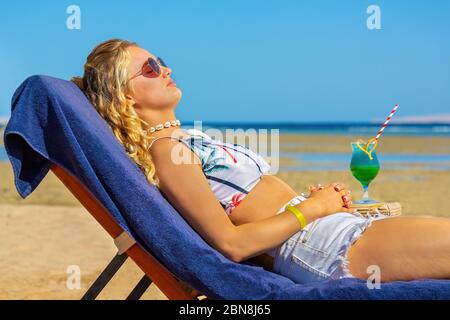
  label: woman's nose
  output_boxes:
[162,66,172,78]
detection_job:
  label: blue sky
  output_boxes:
[1,0,449,122]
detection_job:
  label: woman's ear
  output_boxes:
[125,93,136,106]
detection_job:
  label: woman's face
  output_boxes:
[126,46,182,111]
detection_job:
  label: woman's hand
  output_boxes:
[306,182,356,217]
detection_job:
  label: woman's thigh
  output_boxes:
[347,216,450,281]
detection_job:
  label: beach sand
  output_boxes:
[1,134,449,299]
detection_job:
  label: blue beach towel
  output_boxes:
[3,75,450,299]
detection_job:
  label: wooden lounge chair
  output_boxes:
[50,163,205,300]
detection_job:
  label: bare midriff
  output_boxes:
[228,174,300,271]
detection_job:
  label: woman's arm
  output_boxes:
[151,139,239,261]
[150,139,351,263]
[230,200,324,261]
[231,183,354,262]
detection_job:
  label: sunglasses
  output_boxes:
[129,57,168,81]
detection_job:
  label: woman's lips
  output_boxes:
[167,80,176,87]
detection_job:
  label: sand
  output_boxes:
[1,134,449,299]
[0,204,168,300]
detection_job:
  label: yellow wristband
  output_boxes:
[285,204,307,230]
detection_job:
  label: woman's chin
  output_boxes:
[169,89,182,104]
[171,87,182,98]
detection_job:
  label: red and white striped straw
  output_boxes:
[374,104,399,141]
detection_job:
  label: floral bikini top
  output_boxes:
[149,128,272,214]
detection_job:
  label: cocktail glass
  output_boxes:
[350,141,380,204]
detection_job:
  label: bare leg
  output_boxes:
[347,216,450,281]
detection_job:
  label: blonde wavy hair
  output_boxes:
[71,39,159,187]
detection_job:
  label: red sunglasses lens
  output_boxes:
[147,58,161,75]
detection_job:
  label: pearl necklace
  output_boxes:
[143,119,181,134]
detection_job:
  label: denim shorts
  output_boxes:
[266,195,392,284]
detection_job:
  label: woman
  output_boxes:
[71,39,450,284]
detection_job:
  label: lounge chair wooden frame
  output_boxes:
[50,163,205,300]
